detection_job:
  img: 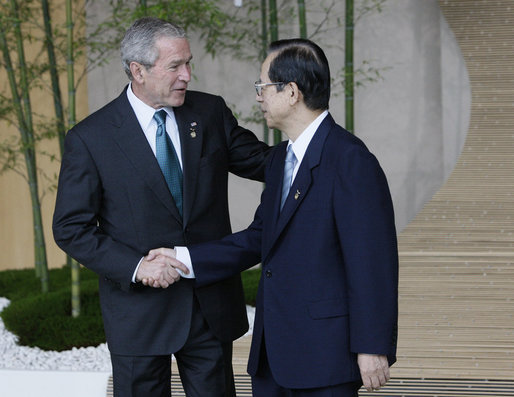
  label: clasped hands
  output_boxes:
[135,247,186,288]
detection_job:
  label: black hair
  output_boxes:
[268,38,330,110]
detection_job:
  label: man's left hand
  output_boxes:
[357,353,390,392]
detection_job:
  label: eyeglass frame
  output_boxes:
[254,81,285,96]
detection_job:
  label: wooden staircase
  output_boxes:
[392,0,514,381]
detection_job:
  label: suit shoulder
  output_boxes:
[324,123,386,177]
[68,92,128,138]
[269,141,288,158]
[263,141,288,175]
[327,123,369,154]
[184,90,224,106]
[75,100,114,127]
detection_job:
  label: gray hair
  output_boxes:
[121,17,187,80]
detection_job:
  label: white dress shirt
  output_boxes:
[287,110,328,183]
[126,83,183,168]
[128,83,184,281]
[175,110,329,279]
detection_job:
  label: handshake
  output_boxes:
[135,247,190,288]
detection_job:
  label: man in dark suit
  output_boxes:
[52,17,269,397]
[149,38,399,396]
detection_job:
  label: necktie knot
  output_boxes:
[153,110,167,134]
[285,145,296,165]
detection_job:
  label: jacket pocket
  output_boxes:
[308,298,348,319]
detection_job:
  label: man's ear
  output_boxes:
[130,62,145,83]
[288,82,302,105]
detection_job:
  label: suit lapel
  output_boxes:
[261,143,287,256]
[174,103,203,226]
[109,89,183,222]
[263,114,335,259]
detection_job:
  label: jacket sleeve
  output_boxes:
[334,144,399,360]
[189,216,263,288]
[218,96,271,182]
[187,146,279,286]
[52,129,142,291]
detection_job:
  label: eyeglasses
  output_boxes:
[254,81,285,96]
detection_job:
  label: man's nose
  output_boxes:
[179,64,191,82]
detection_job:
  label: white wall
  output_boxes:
[354,0,470,230]
[86,0,470,232]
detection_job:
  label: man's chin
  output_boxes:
[261,113,272,129]
[169,92,187,107]
[264,119,274,130]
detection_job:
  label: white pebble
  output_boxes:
[0,297,254,372]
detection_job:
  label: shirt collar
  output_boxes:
[126,83,174,131]
[288,110,329,165]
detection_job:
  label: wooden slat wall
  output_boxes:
[393,0,514,380]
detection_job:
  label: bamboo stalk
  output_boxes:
[261,0,269,146]
[66,0,76,127]
[10,0,33,135]
[40,0,72,268]
[268,0,278,41]
[1,3,49,292]
[268,0,282,144]
[298,0,307,38]
[345,0,354,134]
[40,0,66,156]
[66,0,80,317]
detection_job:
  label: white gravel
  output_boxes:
[0,297,254,372]
[0,297,111,371]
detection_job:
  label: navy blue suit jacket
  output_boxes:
[190,114,398,389]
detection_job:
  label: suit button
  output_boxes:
[265,270,272,278]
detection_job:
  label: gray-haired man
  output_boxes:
[53,17,269,397]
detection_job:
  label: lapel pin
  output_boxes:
[294,190,301,200]
[189,122,197,138]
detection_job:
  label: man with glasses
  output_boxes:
[53,17,270,397]
[149,38,399,396]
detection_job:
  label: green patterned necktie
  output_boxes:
[154,110,183,216]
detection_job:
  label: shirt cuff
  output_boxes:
[175,246,195,279]
[132,257,144,283]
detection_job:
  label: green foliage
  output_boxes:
[92,0,262,62]
[1,280,104,351]
[0,266,102,351]
[0,267,260,351]
[242,268,261,307]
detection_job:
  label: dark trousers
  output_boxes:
[111,298,235,397]
[251,339,361,397]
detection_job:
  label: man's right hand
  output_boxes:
[135,251,188,288]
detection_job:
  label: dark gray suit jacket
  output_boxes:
[53,88,269,355]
